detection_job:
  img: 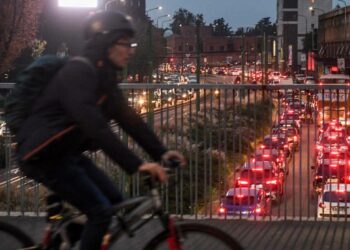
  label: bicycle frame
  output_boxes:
[40,179,179,250]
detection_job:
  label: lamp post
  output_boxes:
[156,14,171,28]
[146,6,162,15]
[161,19,172,30]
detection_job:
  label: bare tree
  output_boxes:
[0,0,43,74]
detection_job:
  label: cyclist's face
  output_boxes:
[108,37,135,68]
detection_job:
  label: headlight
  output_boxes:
[182,93,187,98]
[214,90,219,95]
[168,97,172,102]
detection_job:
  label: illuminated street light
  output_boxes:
[156,14,171,28]
[58,0,98,8]
[146,6,162,15]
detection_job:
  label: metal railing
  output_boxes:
[1,83,350,222]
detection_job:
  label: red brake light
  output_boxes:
[255,207,262,214]
[330,164,338,168]
[263,154,270,158]
[252,168,264,171]
[219,207,226,213]
[272,137,278,141]
[316,145,323,150]
[238,180,249,185]
[266,179,278,185]
[236,194,244,198]
[293,136,297,141]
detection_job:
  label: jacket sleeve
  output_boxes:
[57,62,143,174]
[109,88,167,162]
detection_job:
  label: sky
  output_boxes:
[146,0,277,31]
[147,0,339,31]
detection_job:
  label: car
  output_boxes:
[317,181,350,218]
[305,76,316,85]
[261,134,292,157]
[273,125,300,150]
[294,74,305,84]
[312,161,350,196]
[253,148,287,174]
[218,187,271,216]
[236,161,284,203]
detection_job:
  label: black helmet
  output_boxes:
[84,11,135,41]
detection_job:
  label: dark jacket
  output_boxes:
[17,59,167,174]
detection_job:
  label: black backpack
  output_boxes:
[4,55,91,137]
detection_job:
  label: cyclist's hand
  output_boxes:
[139,162,168,183]
[161,150,186,168]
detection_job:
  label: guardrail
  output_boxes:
[1,83,350,222]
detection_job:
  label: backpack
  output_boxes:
[4,55,91,136]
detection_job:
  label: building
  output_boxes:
[166,25,274,68]
[318,6,350,75]
[276,0,332,73]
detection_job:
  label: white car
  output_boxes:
[317,181,350,218]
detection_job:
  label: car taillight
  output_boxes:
[254,207,262,214]
[294,136,297,141]
[345,176,350,183]
[330,164,338,168]
[284,145,289,149]
[266,179,278,185]
[218,207,226,214]
[238,180,249,185]
[316,145,323,150]
[319,203,326,208]
[341,146,348,150]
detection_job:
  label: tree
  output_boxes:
[255,17,276,35]
[170,8,205,35]
[211,18,233,36]
[0,0,43,75]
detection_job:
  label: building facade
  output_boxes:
[318,6,350,75]
[166,26,273,67]
[276,0,332,72]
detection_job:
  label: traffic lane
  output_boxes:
[271,122,317,218]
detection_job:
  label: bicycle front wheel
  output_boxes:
[144,222,243,250]
[0,221,35,250]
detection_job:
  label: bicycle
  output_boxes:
[0,163,243,250]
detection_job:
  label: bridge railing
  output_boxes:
[1,83,350,222]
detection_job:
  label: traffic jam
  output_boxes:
[219,74,350,219]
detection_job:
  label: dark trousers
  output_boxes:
[20,154,123,250]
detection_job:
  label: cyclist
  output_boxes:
[17,11,185,250]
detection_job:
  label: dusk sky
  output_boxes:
[147,0,277,31]
[146,0,338,31]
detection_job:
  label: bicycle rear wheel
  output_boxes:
[144,222,243,250]
[0,221,35,250]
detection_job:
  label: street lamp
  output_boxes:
[146,6,162,15]
[105,0,125,11]
[309,6,325,15]
[161,19,172,29]
[156,14,171,28]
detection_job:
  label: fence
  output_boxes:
[1,83,350,222]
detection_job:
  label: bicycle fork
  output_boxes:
[166,218,183,250]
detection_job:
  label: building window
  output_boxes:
[283,0,297,8]
[189,45,193,51]
[178,45,183,52]
[283,11,297,21]
[220,45,225,51]
[210,45,214,51]
[227,43,234,51]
